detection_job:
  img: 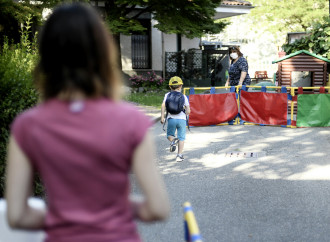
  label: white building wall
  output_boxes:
[120,24,201,75]
[181,37,201,50]
[151,20,162,72]
[163,34,177,52]
[120,34,132,72]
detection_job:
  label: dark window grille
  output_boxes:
[132,35,150,69]
[165,50,228,86]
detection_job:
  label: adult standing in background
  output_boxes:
[225,46,251,87]
[5,3,169,242]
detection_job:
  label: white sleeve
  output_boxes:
[184,95,189,106]
[163,92,169,103]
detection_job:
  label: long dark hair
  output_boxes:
[35,3,121,101]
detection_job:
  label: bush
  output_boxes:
[129,71,166,90]
[0,16,41,197]
[282,17,330,59]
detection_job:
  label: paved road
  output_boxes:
[133,106,330,242]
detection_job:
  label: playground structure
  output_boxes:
[184,85,330,128]
[273,50,330,90]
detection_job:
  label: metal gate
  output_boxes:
[165,49,228,87]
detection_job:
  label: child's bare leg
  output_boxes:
[167,136,175,142]
[178,141,184,154]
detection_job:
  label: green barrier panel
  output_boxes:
[297,94,330,127]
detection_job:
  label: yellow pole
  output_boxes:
[290,87,295,128]
[235,85,240,125]
[183,202,202,242]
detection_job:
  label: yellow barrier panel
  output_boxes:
[183,202,202,242]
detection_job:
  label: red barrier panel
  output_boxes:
[240,91,287,125]
[189,93,238,126]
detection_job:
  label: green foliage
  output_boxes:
[248,0,329,40]
[124,91,167,108]
[152,0,228,38]
[129,71,166,89]
[106,18,147,35]
[104,0,227,38]
[0,16,40,197]
[282,17,330,59]
[0,0,41,44]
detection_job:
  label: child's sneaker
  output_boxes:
[170,138,179,152]
[176,154,184,162]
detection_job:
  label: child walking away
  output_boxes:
[161,76,190,162]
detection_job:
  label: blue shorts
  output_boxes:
[167,118,186,141]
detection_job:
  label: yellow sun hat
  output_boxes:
[169,76,183,86]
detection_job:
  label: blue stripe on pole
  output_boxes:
[184,206,192,212]
[191,234,202,241]
[230,86,235,92]
[281,86,287,93]
[242,85,247,91]
[210,87,215,94]
[261,86,266,92]
[287,94,292,101]
[190,87,195,95]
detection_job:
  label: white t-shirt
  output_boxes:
[163,91,189,120]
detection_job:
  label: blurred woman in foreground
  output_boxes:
[5,3,169,242]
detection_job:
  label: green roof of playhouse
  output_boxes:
[272,50,330,64]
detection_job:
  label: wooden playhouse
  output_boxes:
[272,50,330,92]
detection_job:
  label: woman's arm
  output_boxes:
[131,130,170,222]
[225,78,230,87]
[5,136,46,230]
[238,71,247,86]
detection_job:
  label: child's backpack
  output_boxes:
[165,91,185,115]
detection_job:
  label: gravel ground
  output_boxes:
[133,106,330,242]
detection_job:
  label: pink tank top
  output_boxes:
[11,98,152,242]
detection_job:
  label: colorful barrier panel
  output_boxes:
[183,202,202,242]
[189,93,238,126]
[297,93,330,127]
[240,90,288,126]
[184,86,330,128]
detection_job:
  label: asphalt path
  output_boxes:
[132,106,330,242]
